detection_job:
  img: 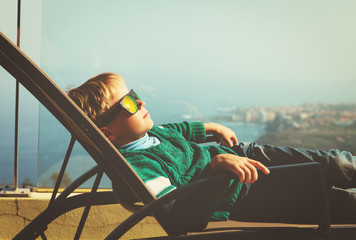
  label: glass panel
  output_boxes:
[17,0,42,188]
[17,85,39,188]
[0,67,16,186]
[1,0,46,188]
[0,1,17,187]
[39,1,356,188]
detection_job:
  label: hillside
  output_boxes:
[256,123,356,155]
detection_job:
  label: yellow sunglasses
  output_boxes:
[96,89,140,127]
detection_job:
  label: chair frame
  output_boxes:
[1,31,355,240]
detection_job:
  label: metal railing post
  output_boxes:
[0,0,30,198]
[14,0,21,190]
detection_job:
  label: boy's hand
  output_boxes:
[204,122,238,147]
[210,154,270,184]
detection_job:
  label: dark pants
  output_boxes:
[229,142,356,224]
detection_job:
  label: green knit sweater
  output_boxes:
[119,121,243,221]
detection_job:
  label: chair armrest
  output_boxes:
[205,134,219,143]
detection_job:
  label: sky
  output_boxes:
[36,0,356,122]
[2,0,356,121]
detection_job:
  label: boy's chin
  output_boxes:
[148,120,154,130]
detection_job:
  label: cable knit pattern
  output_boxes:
[119,121,242,221]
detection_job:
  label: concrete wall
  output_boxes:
[0,193,166,240]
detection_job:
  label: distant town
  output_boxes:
[213,103,356,131]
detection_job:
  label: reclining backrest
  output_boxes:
[0,32,155,205]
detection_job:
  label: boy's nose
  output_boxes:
[137,100,145,109]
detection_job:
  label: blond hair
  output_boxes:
[67,73,124,122]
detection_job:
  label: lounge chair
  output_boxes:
[1,31,355,240]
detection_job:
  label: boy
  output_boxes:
[68,73,356,232]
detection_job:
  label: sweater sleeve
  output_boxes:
[160,121,206,143]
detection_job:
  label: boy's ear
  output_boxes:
[99,127,117,142]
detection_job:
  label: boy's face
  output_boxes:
[101,81,154,147]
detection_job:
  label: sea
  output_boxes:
[216,121,266,144]
[0,116,265,188]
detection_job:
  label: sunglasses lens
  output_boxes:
[122,95,138,113]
